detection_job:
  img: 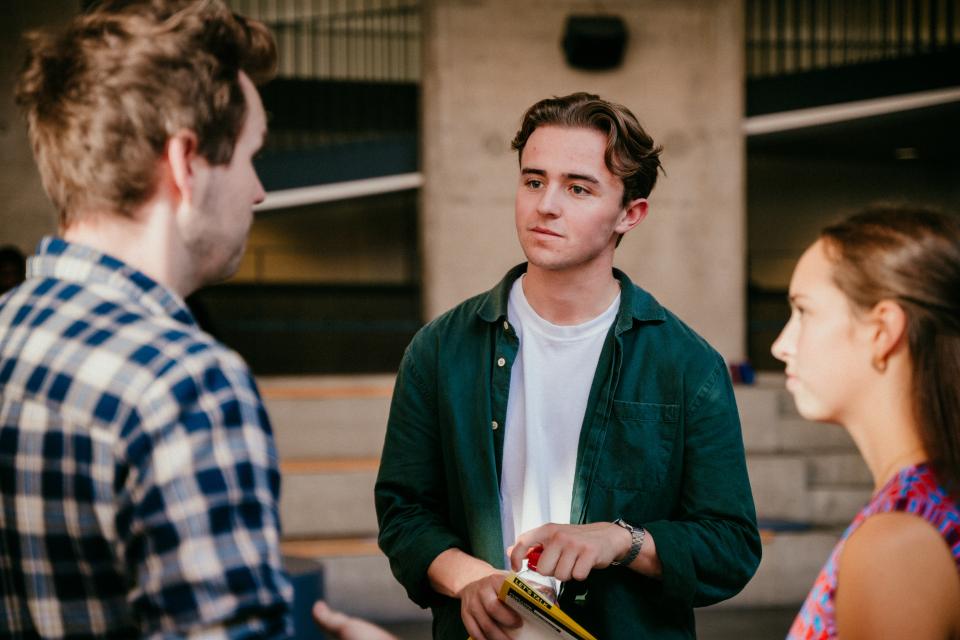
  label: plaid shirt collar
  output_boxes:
[29,236,196,327]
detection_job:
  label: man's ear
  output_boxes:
[165,130,200,206]
[868,299,908,365]
[615,197,649,235]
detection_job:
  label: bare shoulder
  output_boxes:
[837,512,960,639]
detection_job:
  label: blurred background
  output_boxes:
[3,1,959,637]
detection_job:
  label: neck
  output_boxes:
[843,361,927,491]
[522,261,620,325]
[62,203,194,297]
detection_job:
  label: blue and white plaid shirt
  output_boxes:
[0,237,293,638]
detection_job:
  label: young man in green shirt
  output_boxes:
[376,93,760,639]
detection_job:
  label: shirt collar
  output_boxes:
[28,236,196,326]
[477,263,666,333]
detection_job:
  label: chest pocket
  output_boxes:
[594,400,680,490]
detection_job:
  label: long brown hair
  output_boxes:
[821,204,960,499]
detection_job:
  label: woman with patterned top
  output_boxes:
[771,204,960,640]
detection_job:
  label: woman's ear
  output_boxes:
[868,299,908,369]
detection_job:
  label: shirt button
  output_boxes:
[492,421,499,430]
[503,320,510,331]
[497,357,506,367]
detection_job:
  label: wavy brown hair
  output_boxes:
[821,204,960,499]
[15,0,277,226]
[511,92,664,206]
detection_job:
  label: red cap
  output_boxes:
[525,545,543,572]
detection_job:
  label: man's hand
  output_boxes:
[459,571,522,640]
[312,601,398,640]
[426,549,522,640]
[509,522,632,582]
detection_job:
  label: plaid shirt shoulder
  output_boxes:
[0,238,292,639]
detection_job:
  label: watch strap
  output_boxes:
[611,518,645,567]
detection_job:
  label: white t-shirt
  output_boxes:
[499,276,620,566]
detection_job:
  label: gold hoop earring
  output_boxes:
[872,356,887,373]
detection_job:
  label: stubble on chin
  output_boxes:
[215,242,247,284]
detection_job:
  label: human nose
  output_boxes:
[536,185,561,216]
[770,316,796,364]
[252,172,266,205]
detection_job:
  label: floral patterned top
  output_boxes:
[787,463,960,639]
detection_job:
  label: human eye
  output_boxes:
[569,184,592,196]
[524,178,543,189]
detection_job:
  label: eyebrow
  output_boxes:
[520,167,600,184]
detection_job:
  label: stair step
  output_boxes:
[776,418,856,453]
[259,374,395,396]
[809,487,872,525]
[281,529,845,619]
[279,540,429,623]
[262,384,393,400]
[259,375,394,459]
[282,536,380,558]
[321,554,431,622]
[808,453,872,488]
[719,528,842,608]
[747,455,810,522]
[735,383,857,453]
[280,457,380,474]
[281,463,379,538]
[263,373,870,615]
[747,453,872,524]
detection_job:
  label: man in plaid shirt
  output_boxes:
[1,1,293,636]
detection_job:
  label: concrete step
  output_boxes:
[282,538,429,623]
[809,487,872,526]
[747,453,872,524]
[264,372,871,622]
[259,375,393,460]
[735,382,857,454]
[281,526,846,621]
[280,458,379,538]
[747,455,810,522]
[280,455,871,540]
[808,453,872,488]
[774,416,857,453]
[261,373,857,458]
[718,528,842,608]
[262,374,857,453]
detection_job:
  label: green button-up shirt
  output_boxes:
[375,264,760,639]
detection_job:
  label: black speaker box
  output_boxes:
[562,15,629,71]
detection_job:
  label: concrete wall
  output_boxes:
[1,2,72,253]
[420,0,746,360]
[4,0,748,360]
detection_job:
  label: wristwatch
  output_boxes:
[611,518,645,566]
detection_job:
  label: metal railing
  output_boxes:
[229,0,421,81]
[747,0,960,78]
[226,0,422,171]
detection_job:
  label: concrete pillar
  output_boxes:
[421,0,745,360]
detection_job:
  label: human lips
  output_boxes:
[784,371,800,392]
[531,226,562,237]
